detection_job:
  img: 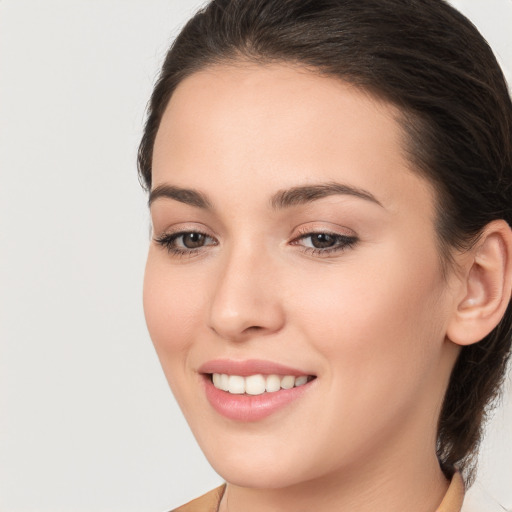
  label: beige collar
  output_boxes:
[436,471,465,512]
[172,472,465,512]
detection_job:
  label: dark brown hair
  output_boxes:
[138,0,512,484]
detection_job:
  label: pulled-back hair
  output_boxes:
[138,0,512,484]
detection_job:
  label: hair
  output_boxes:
[138,0,512,484]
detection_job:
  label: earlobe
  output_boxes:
[447,219,512,347]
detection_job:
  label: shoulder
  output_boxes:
[170,484,226,512]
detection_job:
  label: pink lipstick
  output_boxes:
[199,359,316,422]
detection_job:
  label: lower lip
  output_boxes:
[203,375,314,422]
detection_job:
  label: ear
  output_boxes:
[447,219,512,346]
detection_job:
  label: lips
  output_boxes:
[199,359,316,421]
[199,358,314,377]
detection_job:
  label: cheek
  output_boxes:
[290,245,449,395]
[143,253,212,422]
[277,249,450,468]
[143,253,204,366]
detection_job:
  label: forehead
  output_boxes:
[152,62,435,216]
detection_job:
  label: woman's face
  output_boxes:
[144,64,459,488]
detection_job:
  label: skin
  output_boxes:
[144,63,465,511]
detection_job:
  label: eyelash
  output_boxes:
[154,230,358,258]
[290,230,358,256]
[154,231,217,258]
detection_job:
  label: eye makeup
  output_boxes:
[290,231,358,256]
[154,227,358,259]
[154,230,218,257]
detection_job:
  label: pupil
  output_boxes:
[312,233,335,248]
[184,232,205,248]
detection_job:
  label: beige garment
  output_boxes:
[171,472,465,512]
[171,484,226,512]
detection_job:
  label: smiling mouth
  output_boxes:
[209,373,316,395]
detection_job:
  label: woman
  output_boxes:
[138,0,512,510]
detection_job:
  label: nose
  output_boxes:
[207,244,286,342]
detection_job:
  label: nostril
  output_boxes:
[244,325,264,333]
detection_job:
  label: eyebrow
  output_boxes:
[270,182,384,209]
[148,181,383,210]
[148,184,213,209]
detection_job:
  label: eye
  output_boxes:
[305,233,338,249]
[292,231,358,255]
[179,232,209,249]
[155,230,217,256]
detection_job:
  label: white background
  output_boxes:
[0,1,511,511]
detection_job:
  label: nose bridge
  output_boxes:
[208,237,284,341]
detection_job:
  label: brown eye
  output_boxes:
[155,230,217,255]
[291,231,358,256]
[310,233,336,248]
[182,232,207,248]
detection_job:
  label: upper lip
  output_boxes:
[198,359,314,377]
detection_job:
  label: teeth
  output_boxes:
[211,373,311,395]
[245,374,266,395]
[266,374,281,393]
[294,375,308,386]
[228,375,245,394]
[280,375,295,389]
[220,373,229,391]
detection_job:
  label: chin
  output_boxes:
[198,435,323,489]
[213,460,308,490]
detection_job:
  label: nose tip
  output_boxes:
[209,304,278,341]
[207,258,285,342]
